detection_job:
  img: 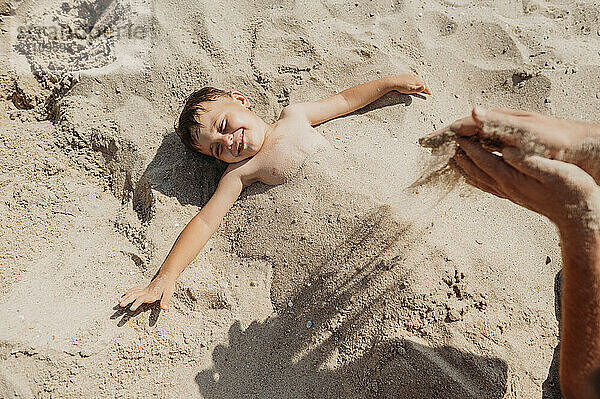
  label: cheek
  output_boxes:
[228,113,247,130]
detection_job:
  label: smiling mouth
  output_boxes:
[237,130,245,156]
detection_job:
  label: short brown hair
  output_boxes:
[176,87,229,153]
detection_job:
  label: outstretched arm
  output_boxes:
[285,73,431,126]
[119,163,253,311]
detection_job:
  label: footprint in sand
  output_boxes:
[419,11,523,68]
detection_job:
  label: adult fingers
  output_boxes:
[454,150,505,198]
[439,108,528,139]
[449,116,478,137]
[456,138,511,181]
[459,167,507,198]
[501,147,551,183]
[490,107,534,117]
[419,125,457,148]
[471,107,532,146]
[503,147,593,186]
[420,116,479,148]
[160,286,174,311]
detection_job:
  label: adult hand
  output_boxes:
[428,107,600,399]
[453,137,600,231]
[424,107,600,184]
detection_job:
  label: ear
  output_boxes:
[229,91,250,108]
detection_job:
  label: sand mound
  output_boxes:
[3,0,600,397]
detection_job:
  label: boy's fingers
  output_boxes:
[456,138,509,180]
[160,288,174,311]
[405,85,426,94]
[416,84,432,95]
[120,287,144,300]
[130,296,145,311]
[119,291,141,307]
[121,286,144,297]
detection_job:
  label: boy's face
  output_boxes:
[191,92,265,163]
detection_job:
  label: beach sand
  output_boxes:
[1,0,600,397]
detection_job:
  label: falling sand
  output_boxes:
[417,121,600,231]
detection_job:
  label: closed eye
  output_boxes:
[220,119,226,133]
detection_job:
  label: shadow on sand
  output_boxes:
[195,319,507,399]
[194,205,509,398]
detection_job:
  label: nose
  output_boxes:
[218,134,234,149]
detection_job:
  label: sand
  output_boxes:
[1,0,600,397]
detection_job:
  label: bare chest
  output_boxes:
[256,125,331,185]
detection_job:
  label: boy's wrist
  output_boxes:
[156,268,179,282]
[387,75,405,90]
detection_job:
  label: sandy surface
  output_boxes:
[1,0,600,397]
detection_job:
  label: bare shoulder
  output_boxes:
[221,157,262,188]
[221,152,285,187]
[242,108,331,186]
[278,103,310,122]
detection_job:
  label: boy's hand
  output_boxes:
[119,274,176,311]
[392,73,432,95]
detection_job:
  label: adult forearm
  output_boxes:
[158,214,217,281]
[558,224,600,399]
[565,126,600,185]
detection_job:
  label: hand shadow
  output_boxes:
[412,92,428,100]
[110,302,161,327]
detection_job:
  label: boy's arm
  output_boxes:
[284,73,430,126]
[119,162,256,311]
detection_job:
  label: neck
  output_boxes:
[259,119,277,148]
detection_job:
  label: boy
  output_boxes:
[119,73,431,312]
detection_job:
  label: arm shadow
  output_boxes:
[347,91,418,117]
